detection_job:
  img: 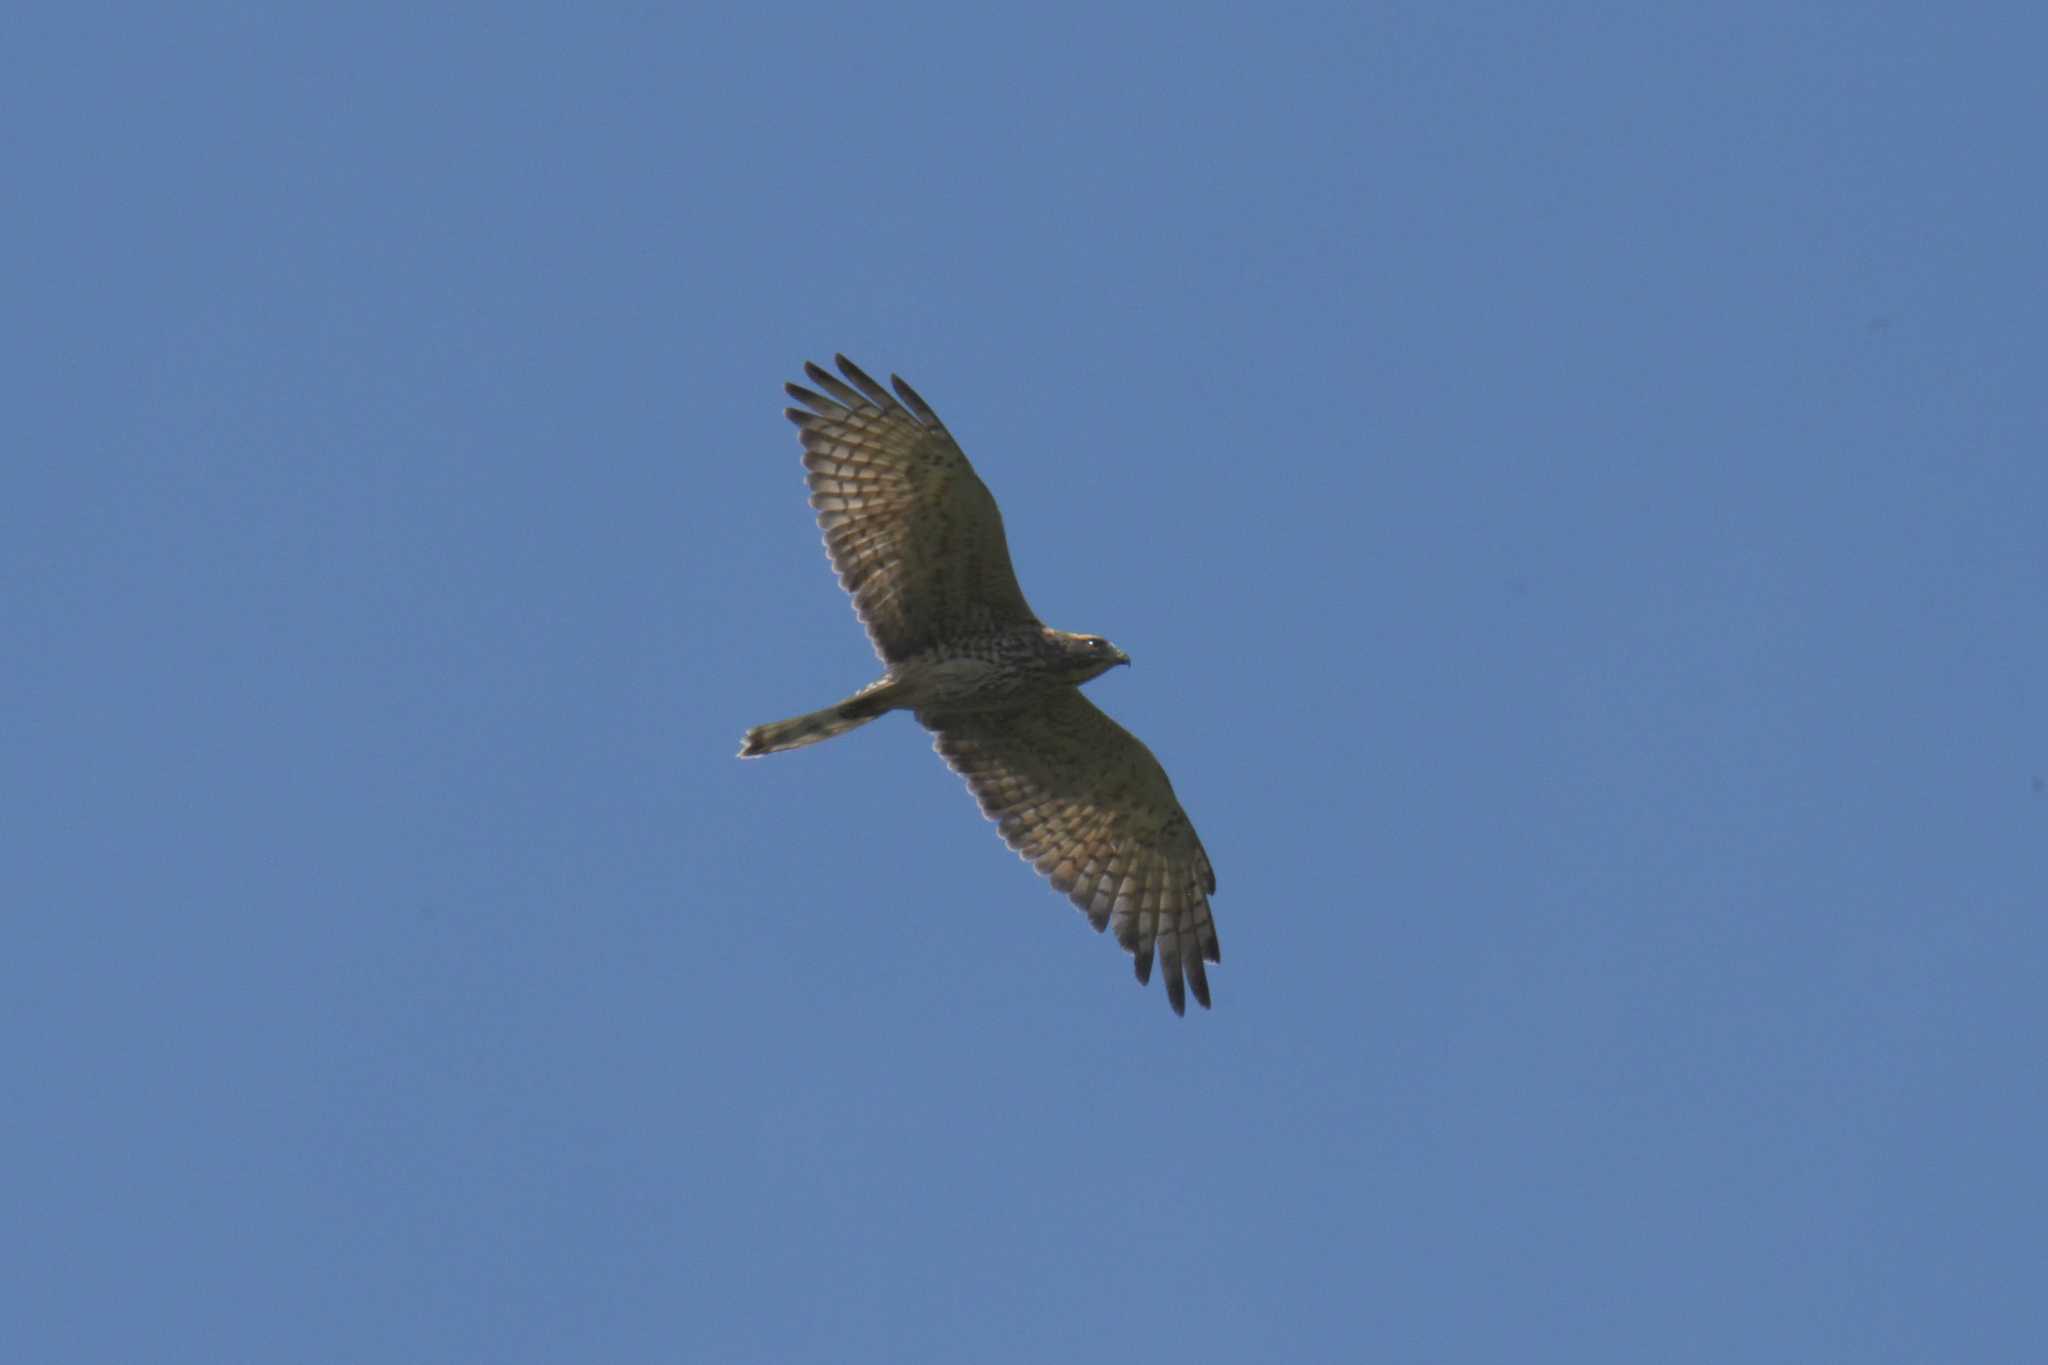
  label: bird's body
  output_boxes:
[740,356,1221,1014]
[743,624,1124,756]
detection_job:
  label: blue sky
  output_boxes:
[8,3,2045,1361]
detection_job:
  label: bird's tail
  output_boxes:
[739,682,897,758]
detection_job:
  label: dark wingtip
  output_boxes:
[832,355,893,407]
[787,379,847,418]
[1165,972,1187,1015]
[892,373,939,427]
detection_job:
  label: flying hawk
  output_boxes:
[740,356,1221,1014]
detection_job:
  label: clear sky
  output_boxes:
[8,4,2045,1362]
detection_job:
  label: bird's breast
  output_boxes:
[890,645,1060,712]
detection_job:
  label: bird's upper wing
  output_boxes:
[786,356,1038,664]
[924,689,1221,1014]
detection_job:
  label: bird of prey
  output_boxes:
[740,356,1222,1014]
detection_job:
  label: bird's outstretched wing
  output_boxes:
[924,690,1221,1013]
[786,356,1037,664]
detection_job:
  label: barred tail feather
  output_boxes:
[738,686,893,757]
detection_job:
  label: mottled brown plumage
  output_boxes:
[740,356,1221,1014]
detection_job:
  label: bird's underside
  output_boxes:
[739,355,1221,1014]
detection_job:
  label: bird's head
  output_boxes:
[1053,632,1130,683]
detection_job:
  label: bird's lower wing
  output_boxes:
[924,690,1220,1014]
